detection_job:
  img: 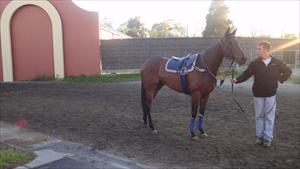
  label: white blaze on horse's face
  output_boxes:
[224,28,247,65]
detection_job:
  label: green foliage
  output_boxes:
[33,74,55,81]
[290,76,300,84]
[150,20,186,38]
[287,64,300,71]
[30,73,140,82]
[202,0,233,37]
[64,73,140,83]
[0,145,34,169]
[118,16,149,38]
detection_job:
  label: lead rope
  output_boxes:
[231,66,279,140]
[231,66,245,112]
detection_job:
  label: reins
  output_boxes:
[195,39,237,88]
[195,53,226,88]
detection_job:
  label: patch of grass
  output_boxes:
[0,144,34,169]
[289,76,300,84]
[218,70,241,79]
[32,75,55,81]
[287,64,300,69]
[64,72,140,82]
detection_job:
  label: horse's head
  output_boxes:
[219,28,247,65]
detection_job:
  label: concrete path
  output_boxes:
[0,121,152,169]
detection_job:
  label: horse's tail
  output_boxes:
[141,81,149,113]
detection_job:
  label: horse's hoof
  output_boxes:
[199,129,208,137]
[152,130,158,135]
[200,132,208,137]
[141,125,148,129]
[191,136,199,140]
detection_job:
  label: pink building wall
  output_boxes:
[0,0,101,81]
[0,31,3,81]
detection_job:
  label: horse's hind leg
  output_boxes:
[148,83,163,133]
[142,85,156,132]
[141,81,163,133]
[143,109,148,125]
[141,82,149,125]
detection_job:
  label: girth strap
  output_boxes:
[180,74,190,95]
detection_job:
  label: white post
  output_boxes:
[295,50,297,75]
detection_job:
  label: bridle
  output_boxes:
[194,37,246,112]
[220,38,246,112]
[195,36,247,112]
[218,38,238,65]
[195,38,238,85]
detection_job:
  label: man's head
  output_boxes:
[256,40,272,59]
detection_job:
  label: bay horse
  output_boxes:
[140,28,247,139]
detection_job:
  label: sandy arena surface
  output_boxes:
[1,80,299,168]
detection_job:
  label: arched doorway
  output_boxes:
[0,0,64,82]
[11,5,54,80]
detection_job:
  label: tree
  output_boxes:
[281,33,297,39]
[202,0,233,37]
[150,20,186,38]
[258,34,272,38]
[118,16,148,38]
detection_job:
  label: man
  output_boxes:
[230,40,292,147]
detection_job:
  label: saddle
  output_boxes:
[165,53,199,95]
[165,53,198,75]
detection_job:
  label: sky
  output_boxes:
[72,0,300,38]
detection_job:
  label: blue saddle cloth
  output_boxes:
[165,53,198,75]
[165,53,199,95]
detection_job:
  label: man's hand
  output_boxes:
[230,79,237,84]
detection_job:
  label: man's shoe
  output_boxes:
[263,139,272,147]
[255,137,263,145]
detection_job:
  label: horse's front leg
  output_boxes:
[189,92,201,140]
[198,94,209,137]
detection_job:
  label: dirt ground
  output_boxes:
[1,80,299,169]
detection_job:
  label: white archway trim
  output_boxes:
[0,0,64,82]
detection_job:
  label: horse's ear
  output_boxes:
[231,28,237,36]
